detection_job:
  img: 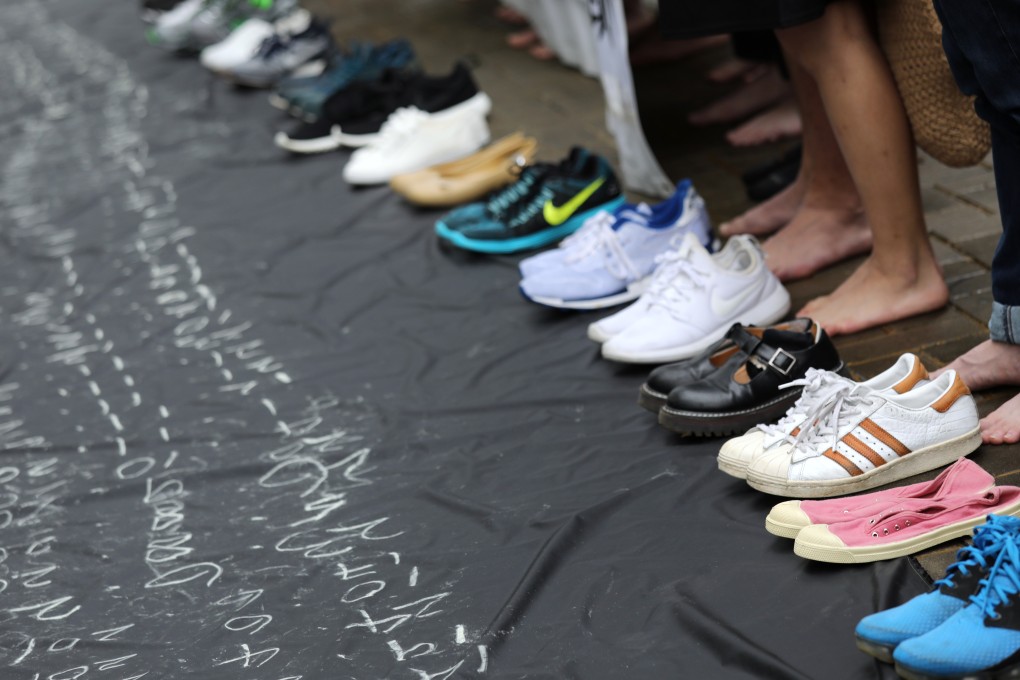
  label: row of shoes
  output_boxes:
[766,458,1020,564]
[855,512,1020,679]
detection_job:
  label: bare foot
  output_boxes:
[629,34,728,67]
[719,172,805,237]
[932,340,1020,390]
[708,58,760,83]
[688,67,788,126]
[495,6,528,26]
[798,255,949,336]
[982,393,1020,445]
[726,98,803,147]
[763,205,872,281]
[529,43,556,60]
[507,29,539,49]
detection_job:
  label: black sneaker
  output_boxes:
[435,147,625,254]
[274,63,481,155]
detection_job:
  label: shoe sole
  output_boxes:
[763,512,806,539]
[599,284,791,364]
[718,453,753,481]
[268,93,292,111]
[749,426,983,499]
[637,384,668,413]
[435,197,626,254]
[273,131,342,154]
[658,387,805,438]
[522,276,651,310]
[336,130,380,148]
[794,486,1020,564]
[854,637,896,665]
[587,323,617,344]
[892,661,1011,680]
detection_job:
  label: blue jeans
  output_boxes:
[933,0,1020,344]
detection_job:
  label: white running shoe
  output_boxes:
[597,234,791,363]
[342,94,492,186]
[518,181,712,310]
[717,353,930,480]
[745,370,981,498]
[200,17,273,74]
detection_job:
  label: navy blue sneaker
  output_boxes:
[856,515,1020,664]
[271,39,418,121]
[435,147,625,255]
[891,516,1020,679]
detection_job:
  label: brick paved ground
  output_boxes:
[312,0,1016,578]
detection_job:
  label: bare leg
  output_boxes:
[759,52,871,278]
[777,0,947,333]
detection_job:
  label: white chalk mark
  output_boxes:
[124,375,134,387]
[274,371,292,384]
[98,399,110,416]
[159,427,169,442]
[221,368,233,381]
[477,645,488,673]
[57,388,68,397]
[409,566,418,587]
[116,437,126,456]
[164,451,178,468]
[131,392,141,407]
[11,636,34,666]
[211,351,223,367]
[112,356,124,371]
[260,399,277,416]
[455,626,466,644]
[87,381,101,396]
[158,405,169,418]
[93,328,104,341]
[109,414,124,432]
[79,365,91,377]
[389,552,400,565]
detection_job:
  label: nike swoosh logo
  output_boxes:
[543,177,605,226]
[710,285,758,317]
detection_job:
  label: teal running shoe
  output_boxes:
[435,147,625,255]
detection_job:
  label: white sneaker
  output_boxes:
[717,353,930,480]
[200,17,273,74]
[518,181,713,310]
[744,370,981,498]
[598,234,790,364]
[342,94,492,186]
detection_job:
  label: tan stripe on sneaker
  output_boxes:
[891,357,929,394]
[823,449,864,476]
[791,426,801,437]
[841,433,887,468]
[931,374,972,413]
[859,419,911,456]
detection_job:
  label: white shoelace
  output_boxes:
[372,107,428,152]
[563,218,641,281]
[760,369,851,446]
[789,387,881,460]
[643,250,712,319]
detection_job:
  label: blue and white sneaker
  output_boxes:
[221,10,333,88]
[855,515,1020,664]
[518,180,712,309]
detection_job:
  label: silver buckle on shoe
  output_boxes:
[767,348,796,376]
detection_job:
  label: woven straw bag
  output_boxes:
[877,0,991,167]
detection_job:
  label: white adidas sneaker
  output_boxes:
[342,95,492,186]
[717,353,930,480]
[597,234,790,364]
[744,370,981,498]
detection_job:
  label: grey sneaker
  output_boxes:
[148,0,297,53]
[223,10,333,88]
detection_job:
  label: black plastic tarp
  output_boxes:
[0,2,926,678]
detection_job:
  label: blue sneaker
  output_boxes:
[517,180,713,309]
[855,515,1020,665]
[271,40,418,121]
[435,147,625,255]
[894,524,1020,679]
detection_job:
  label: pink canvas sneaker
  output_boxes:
[765,458,995,538]
[792,486,1020,563]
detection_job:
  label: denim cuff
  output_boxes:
[990,301,1020,345]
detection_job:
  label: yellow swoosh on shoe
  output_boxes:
[542,177,606,226]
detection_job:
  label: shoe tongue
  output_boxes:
[937,459,995,497]
[677,231,712,268]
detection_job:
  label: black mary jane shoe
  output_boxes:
[638,319,815,414]
[657,320,844,437]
